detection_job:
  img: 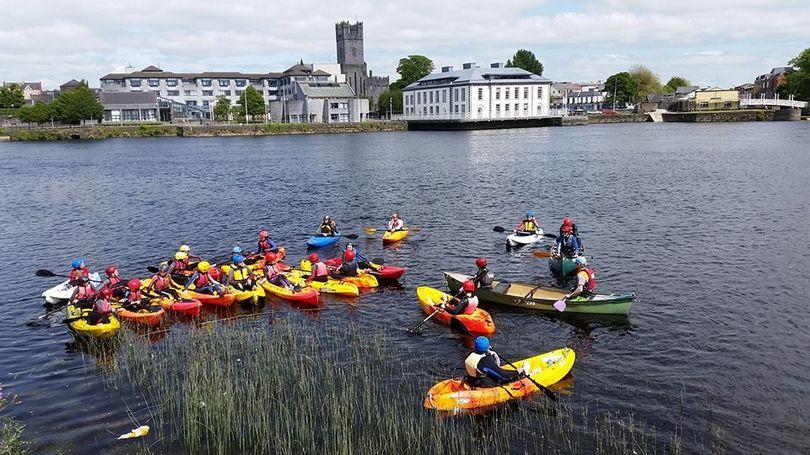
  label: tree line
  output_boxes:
[12,81,104,125]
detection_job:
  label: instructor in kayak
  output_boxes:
[565,257,595,300]
[515,211,540,234]
[445,280,479,315]
[463,337,522,387]
[319,216,338,236]
[388,213,404,232]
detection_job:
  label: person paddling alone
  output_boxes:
[445,280,479,315]
[320,216,338,236]
[565,257,596,300]
[69,258,90,286]
[388,213,404,232]
[463,337,522,388]
[515,211,539,234]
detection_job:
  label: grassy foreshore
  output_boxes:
[0,121,407,141]
[102,317,687,454]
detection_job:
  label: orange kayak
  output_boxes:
[415,286,495,335]
[182,290,237,307]
[115,305,165,326]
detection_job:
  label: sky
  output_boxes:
[1,0,808,90]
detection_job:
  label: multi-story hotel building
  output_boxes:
[401,63,552,120]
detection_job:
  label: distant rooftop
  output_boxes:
[404,64,550,90]
[101,65,283,81]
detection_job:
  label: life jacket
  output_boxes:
[339,260,359,277]
[194,272,211,287]
[76,284,95,300]
[107,276,121,287]
[93,298,112,315]
[232,266,251,282]
[479,271,495,288]
[264,263,282,279]
[151,273,170,290]
[69,268,89,283]
[462,294,479,315]
[171,259,188,273]
[258,238,271,252]
[578,268,596,292]
[522,219,537,232]
[312,261,329,277]
[559,235,577,256]
[126,289,142,303]
[389,219,403,231]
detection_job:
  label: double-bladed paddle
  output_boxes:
[35,269,104,283]
[499,356,557,401]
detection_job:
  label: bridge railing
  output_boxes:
[739,94,807,108]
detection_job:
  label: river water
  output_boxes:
[1,122,808,453]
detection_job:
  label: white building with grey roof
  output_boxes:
[401,63,552,120]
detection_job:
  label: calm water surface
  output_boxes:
[1,122,809,453]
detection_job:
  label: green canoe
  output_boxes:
[444,272,635,315]
[548,254,577,277]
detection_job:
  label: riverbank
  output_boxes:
[0,121,407,141]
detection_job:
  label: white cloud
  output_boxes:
[0,0,807,88]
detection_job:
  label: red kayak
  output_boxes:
[156,297,202,317]
[323,257,406,281]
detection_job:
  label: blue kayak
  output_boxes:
[306,233,341,249]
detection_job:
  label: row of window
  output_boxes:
[404,104,544,117]
[159,89,278,97]
[127,78,277,88]
[104,109,158,122]
[329,102,349,109]
[567,96,603,103]
[405,85,545,105]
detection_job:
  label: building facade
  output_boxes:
[101,92,159,123]
[335,21,389,109]
[100,66,281,119]
[3,81,43,103]
[269,62,368,123]
[401,63,551,120]
[694,88,740,111]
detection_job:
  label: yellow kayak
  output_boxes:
[227,285,264,305]
[382,229,409,244]
[424,348,576,411]
[65,303,121,340]
[287,270,360,297]
[299,260,379,288]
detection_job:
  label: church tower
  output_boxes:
[335,21,368,97]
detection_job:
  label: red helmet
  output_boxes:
[99,288,113,299]
[462,280,476,292]
[344,250,356,261]
[105,266,118,277]
[561,225,572,234]
[209,268,222,280]
[475,257,487,268]
[258,230,269,238]
[562,217,573,227]
[127,279,141,291]
[264,252,277,263]
[309,253,319,263]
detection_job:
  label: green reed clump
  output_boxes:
[107,317,678,454]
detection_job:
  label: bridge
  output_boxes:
[739,94,807,109]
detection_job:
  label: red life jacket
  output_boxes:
[194,273,211,287]
[265,263,281,279]
[126,289,142,303]
[76,284,95,300]
[69,268,89,283]
[462,295,479,314]
[258,239,271,252]
[580,268,596,292]
[107,276,121,287]
[312,261,329,277]
[93,298,112,315]
[151,273,169,290]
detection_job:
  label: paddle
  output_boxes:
[492,226,508,233]
[364,227,421,234]
[408,306,442,333]
[25,306,68,326]
[531,250,554,259]
[499,356,557,402]
[553,299,567,312]
[36,269,104,283]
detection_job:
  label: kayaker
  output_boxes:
[319,216,338,236]
[558,217,579,237]
[263,252,295,290]
[100,266,122,289]
[275,246,287,263]
[388,213,405,232]
[306,253,330,284]
[88,288,114,326]
[332,250,363,278]
[178,244,203,261]
[472,257,495,290]
[168,251,190,276]
[122,279,148,311]
[463,337,522,388]
[257,230,278,253]
[70,275,96,308]
[69,258,90,285]
[445,280,479,315]
[555,225,581,258]
[146,264,179,298]
[565,257,596,300]
[185,261,224,295]
[515,211,539,234]
[226,255,255,291]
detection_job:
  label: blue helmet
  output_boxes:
[232,255,245,264]
[71,258,84,269]
[474,336,490,353]
[526,211,535,218]
[575,256,588,265]
[232,246,242,254]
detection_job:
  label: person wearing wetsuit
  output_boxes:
[463,337,522,388]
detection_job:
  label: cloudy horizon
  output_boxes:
[1,0,808,90]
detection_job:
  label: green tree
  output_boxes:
[390,55,434,91]
[377,89,403,116]
[604,72,638,107]
[663,76,690,93]
[629,64,662,102]
[213,95,231,122]
[0,84,25,108]
[17,104,35,124]
[52,82,103,124]
[18,102,52,125]
[505,49,543,75]
[778,47,810,101]
[236,86,265,121]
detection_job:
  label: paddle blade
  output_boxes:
[544,233,559,239]
[553,299,567,312]
[35,269,57,277]
[409,227,421,233]
[371,257,385,265]
[344,234,359,240]
[363,227,378,234]
[146,266,159,273]
[493,226,506,233]
[532,250,553,258]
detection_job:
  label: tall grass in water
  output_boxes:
[109,318,679,454]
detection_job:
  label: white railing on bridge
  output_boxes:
[740,94,807,109]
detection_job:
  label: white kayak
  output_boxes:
[506,229,544,247]
[41,272,101,304]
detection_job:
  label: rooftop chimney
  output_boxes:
[490,62,503,68]
[462,62,476,69]
[441,66,454,73]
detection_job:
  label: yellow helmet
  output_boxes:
[220,264,232,274]
[175,251,188,260]
[197,261,211,273]
[179,245,191,253]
